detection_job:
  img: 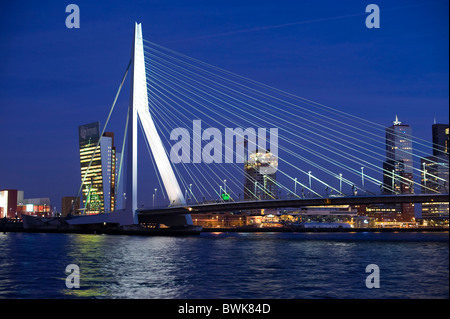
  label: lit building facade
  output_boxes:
[79,122,116,214]
[377,116,414,222]
[0,189,22,218]
[383,116,414,194]
[16,197,52,218]
[243,150,278,200]
[1,189,52,218]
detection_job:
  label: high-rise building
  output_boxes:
[381,116,414,221]
[421,123,449,224]
[383,116,414,194]
[79,122,116,214]
[385,116,413,173]
[432,124,449,157]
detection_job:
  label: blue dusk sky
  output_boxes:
[0,0,448,210]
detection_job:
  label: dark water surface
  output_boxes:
[0,231,448,299]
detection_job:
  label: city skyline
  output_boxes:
[0,0,448,211]
[0,1,448,303]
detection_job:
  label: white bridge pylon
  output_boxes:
[126,22,188,223]
[67,23,190,227]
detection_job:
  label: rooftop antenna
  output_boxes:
[393,115,402,126]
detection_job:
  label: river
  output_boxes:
[0,231,448,299]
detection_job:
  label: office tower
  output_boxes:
[385,116,413,173]
[79,122,116,214]
[432,124,449,157]
[383,116,414,194]
[382,116,414,221]
[421,123,449,224]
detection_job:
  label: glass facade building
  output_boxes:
[78,122,116,214]
[379,117,414,222]
[383,117,414,195]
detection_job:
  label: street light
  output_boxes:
[263,175,267,194]
[308,171,312,190]
[361,167,365,189]
[294,177,297,194]
[392,169,395,194]
[223,179,227,194]
[339,173,343,193]
[422,162,427,188]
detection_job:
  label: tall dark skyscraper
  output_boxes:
[421,123,449,224]
[382,116,414,222]
[432,123,449,157]
[383,116,414,195]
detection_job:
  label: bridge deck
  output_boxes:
[137,193,449,219]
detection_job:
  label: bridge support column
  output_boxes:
[126,22,192,227]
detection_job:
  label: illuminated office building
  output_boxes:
[385,116,413,173]
[383,116,414,194]
[79,122,116,214]
[381,116,414,221]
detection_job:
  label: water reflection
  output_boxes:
[61,235,200,298]
[0,232,448,298]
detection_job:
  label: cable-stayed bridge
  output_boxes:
[68,23,449,229]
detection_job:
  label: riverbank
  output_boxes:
[201,226,449,232]
[2,220,448,235]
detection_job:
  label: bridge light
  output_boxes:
[361,167,365,189]
[308,171,312,190]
